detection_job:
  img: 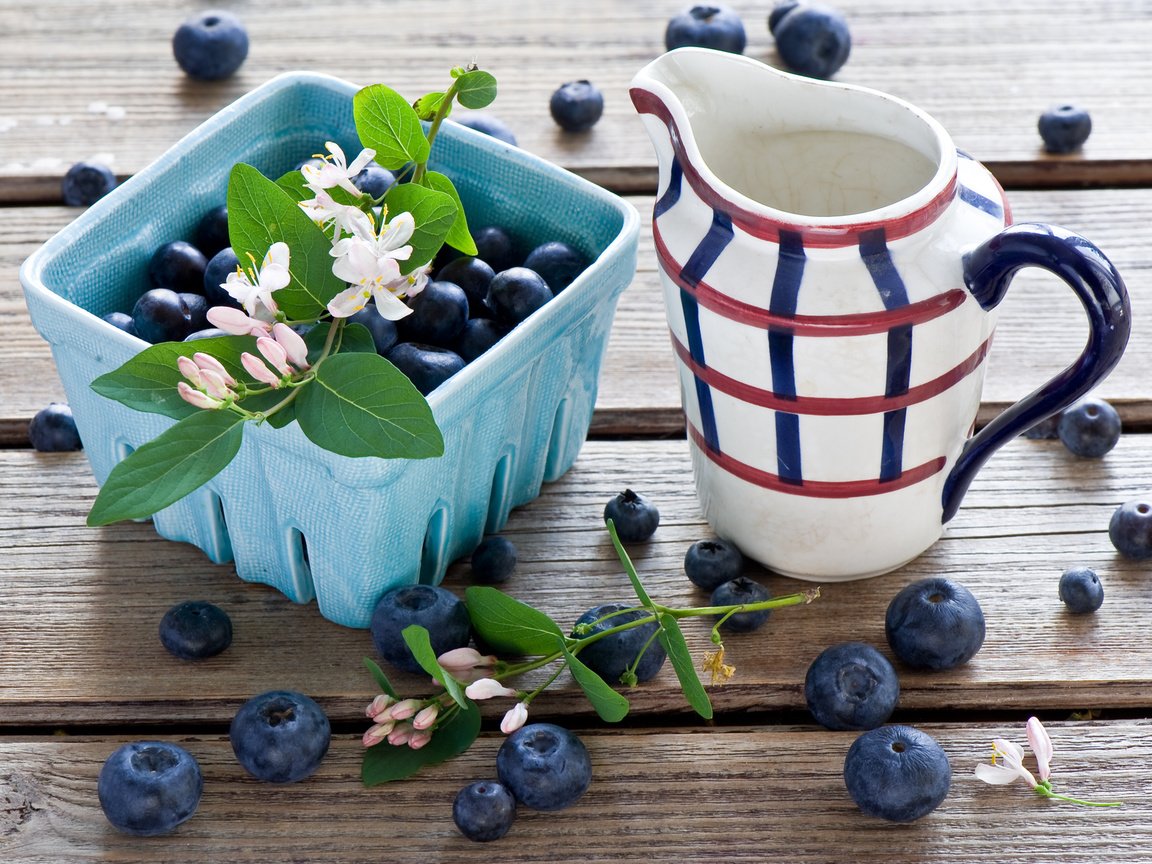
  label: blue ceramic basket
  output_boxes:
[21,72,640,628]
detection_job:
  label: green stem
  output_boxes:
[522,664,567,705]
[412,80,461,185]
[1035,783,1123,807]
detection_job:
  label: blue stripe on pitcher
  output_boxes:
[769,229,806,484]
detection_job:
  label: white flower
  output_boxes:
[224,242,291,317]
[975,737,1038,787]
[241,352,282,388]
[437,647,497,683]
[301,141,375,197]
[500,701,529,734]
[327,211,421,320]
[177,381,224,410]
[1027,716,1054,782]
[271,323,310,370]
[299,188,373,242]
[205,305,273,337]
[464,678,518,701]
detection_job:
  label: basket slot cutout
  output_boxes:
[485,450,515,535]
[419,505,451,585]
[284,527,316,601]
[543,397,573,482]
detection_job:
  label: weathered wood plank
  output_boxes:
[1,722,1149,863]
[3,435,1152,726]
[2,0,1152,202]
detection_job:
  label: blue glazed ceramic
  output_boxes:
[21,72,640,627]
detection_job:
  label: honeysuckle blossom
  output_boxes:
[412,704,440,731]
[408,730,433,750]
[1027,716,1054,782]
[177,381,224,410]
[205,305,274,337]
[177,355,205,390]
[387,722,414,747]
[365,694,394,721]
[437,647,498,683]
[191,352,236,387]
[362,721,394,747]
[300,141,376,197]
[256,336,292,376]
[241,352,283,388]
[271,323,309,369]
[464,678,518,701]
[199,367,233,400]
[327,211,420,320]
[975,737,1037,787]
[299,188,373,242]
[177,353,238,409]
[223,242,291,317]
[500,701,529,734]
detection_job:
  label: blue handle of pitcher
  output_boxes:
[940,222,1131,523]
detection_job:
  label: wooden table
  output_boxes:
[5,2,1152,861]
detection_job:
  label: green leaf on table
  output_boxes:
[362,656,399,699]
[413,91,448,122]
[87,410,246,526]
[227,163,346,319]
[465,586,567,657]
[361,701,480,785]
[402,625,469,708]
[606,519,655,609]
[382,182,457,272]
[294,352,443,459]
[423,171,476,256]
[354,84,430,171]
[455,70,498,109]
[563,647,630,722]
[657,613,713,720]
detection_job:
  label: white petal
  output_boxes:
[327,285,370,318]
[325,141,347,168]
[264,242,291,271]
[993,738,1025,764]
[370,286,414,321]
[379,211,416,250]
[348,147,376,175]
[975,763,1023,785]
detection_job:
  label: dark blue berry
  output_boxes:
[453,780,517,842]
[399,280,469,346]
[1058,397,1121,458]
[180,292,210,333]
[172,10,249,81]
[885,578,986,671]
[98,741,203,835]
[369,585,471,674]
[159,600,233,660]
[352,163,396,198]
[550,81,605,132]
[497,723,592,812]
[454,318,508,363]
[455,113,518,146]
[62,161,117,206]
[471,536,518,585]
[1109,500,1152,559]
[436,256,496,318]
[194,205,229,259]
[132,288,193,343]
[1059,567,1104,614]
[805,642,899,731]
[665,5,747,54]
[1039,105,1092,154]
[843,725,951,822]
[149,241,208,293]
[604,489,660,542]
[572,602,667,684]
[772,3,852,79]
[1022,414,1061,439]
[103,311,139,337]
[522,241,587,295]
[348,307,399,356]
[386,342,466,395]
[768,1,800,33]
[473,225,518,273]
[710,576,772,633]
[203,247,242,308]
[28,403,82,452]
[230,690,330,783]
[684,538,744,591]
[487,267,553,325]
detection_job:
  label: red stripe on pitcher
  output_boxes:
[633,87,958,249]
[687,423,947,498]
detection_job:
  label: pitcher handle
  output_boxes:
[941,222,1131,523]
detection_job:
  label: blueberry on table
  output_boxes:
[28,403,82,452]
[571,602,667,684]
[61,161,117,206]
[1057,396,1121,458]
[843,725,951,822]
[1039,104,1092,154]
[102,311,138,337]
[454,318,508,363]
[684,538,744,591]
[604,489,660,542]
[665,5,747,54]
[550,81,605,132]
[1021,413,1061,439]
[194,204,229,259]
[472,225,518,274]
[497,723,592,811]
[768,1,801,33]
[710,576,772,633]
[98,741,203,835]
[348,306,399,356]
[386,342,466,395]
[455,113,518,146]
[486,267,553,325]
[523,241,587,295]
[885,577,986,671]
[399,280,470,346]
[172,10,249,81]
[470,535,518,585]
[159,600,233,660]
[370,584,471,674]
[453,780,517,842]
[436,256,496,318]
[804,642,899,731]
[132,287,193,343]
[771,3,852,80]
[1109,500,1152,559]
[1059,567,1104,614]
[149,240,209,293]
[203,246,242,308]
[229,690,330,783]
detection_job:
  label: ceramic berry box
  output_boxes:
[20,71,640,628]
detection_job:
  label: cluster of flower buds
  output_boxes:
[361,694,440,751]
[239,323,310,389]
[177,352,238,410]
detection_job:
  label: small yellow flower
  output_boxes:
[701,647,735,686]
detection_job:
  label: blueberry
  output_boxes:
[804,642,899,731]
[522,241,587,295]
[436,256,496,318]
[455,113,518,146]
[571,602,667,685]
[1059,566,1104,614]
[473,225,518,273]
[159,600,233,660]
[386,342,466,395]
[399,280,470,346]
[132,288,193,343]
[1058,397,1121,458]
[98,741,203,835]
[453,780,517,842]
[768,1,800,33]
[28,403,82,452]
[549,81,605,133]
[497,723,592,811]
[352,163,396,198]
[348,306,399,356]
[180,292,210,333]
[772,3,852,80]
[1039,104,1092,154]
[471,536,518,585]
[1022,414,1061,439]
[684,538,744,591]
[172,10,249,81]
[454,318,508,363]
[369,584,471,674]
[665,5,747,54]
[885,578,986,671]
[843,725,951,822]
[487,267,553,325]
[1109,500,1152,559]
[184,327,229,341]
[604,489,660,542]
[194,205,230,259]
[149,241,209,294]
[103,311,139,337]
[62,161,117,206]
[203,246,242,308]
[710,576,772,633]
[229,690,330,783]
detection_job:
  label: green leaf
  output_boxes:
[295,352,444,459]
[91,336,257,420]
[362,657,398,699]
[87,410,245,526]
[401,625,468,709]
[227,163,346,319]
[361,702,480,785]
[382,183,457,272]
[423,171,477,256]
[465,586,567,656]
[563,648,630,722]
[606,519,655,609]
[657,613,713,720]
[275,169,311,202]
[455,70,498,109]
[354,84,430,171]
[413,91,448,122]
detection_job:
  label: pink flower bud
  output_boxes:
[207,305,268,337]
[241,352,282,388]
[464,678,518,701]
[408,730,433,750]
[193,352,237,386]
[199,368,233,400]
[387,722,413,747]
[365,694,394,720]
[362,721,394,747]
[177,381,222,410]
[412,704,439,730]
[272,322,310,369]
[500,701,529,734]
[177,355,204,388]
[386,698,423,721]
[256,336,292,375]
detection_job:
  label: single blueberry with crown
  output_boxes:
[62,161,117,207]
[370,584,471,674]
[453,780,517,842]
[805,642,899,731]
[172,10,249,81]
[1057,396,1121,458]
[771,3,852,80]
[28,403,82,451]
[604,489,660,542]
[1039,104,1092,154]
[471,535,518,585]
[684,538,744,591]
[571,602,667,685]
[885,577,985,670]
[230,690,330,783]
[159,600,233,660]
[1109,500,1152,559]
[710,576,772,633]
[843,725,951,822]
[497,723,592,811]
[1059,567,1104,614]
[98,741,203,835]
[386,342,466,395]
[549,81,605,132]
[665,5,747,54]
